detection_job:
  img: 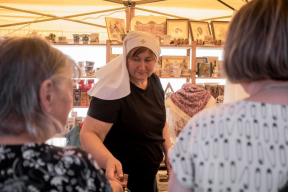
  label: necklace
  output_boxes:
[263,86,288,90]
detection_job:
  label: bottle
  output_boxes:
[78,80,87,107]
[86,80,94,106]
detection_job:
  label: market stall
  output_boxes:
[0,1,248,191]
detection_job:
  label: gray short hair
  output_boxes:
[0,37,79,141]
[223,0,288,83]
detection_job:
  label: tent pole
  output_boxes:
[216,0,235,10]
[125,0,135,32]
[200,15,232,21]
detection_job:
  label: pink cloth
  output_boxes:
[169,83,211,117]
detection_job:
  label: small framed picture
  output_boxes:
[166,19,190,40]
[197,63,212,77]
[154,56,162,76]
[162,56,190,69]
[196,57,208,64]
[105,17,126,42]
[189,21,211,41]
[206,56,219,77]
[196,57,208,75]
[162,56,190,77]
[204,35,214,45]
[131,15,167,36]
[207,57,219,65]
[211,21,230,43]
[217,85,225,96]
[205,84,218,99]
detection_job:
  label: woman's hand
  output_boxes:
[162,122,172,175]
[164,154,171,176]
[105,157,127,187]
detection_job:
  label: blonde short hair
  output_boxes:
[0,37,79,141]
[223,0,288,83]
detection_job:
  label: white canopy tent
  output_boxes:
[0,0,247,38]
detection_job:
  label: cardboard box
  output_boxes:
[76,117,84,126]
[80,89,87,106]
[156,171,169,191]
[67,117,76,131]
[73,89,80,106]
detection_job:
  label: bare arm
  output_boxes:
[168,171,192,192]
[80,115,124,182]
[162,122,172,174]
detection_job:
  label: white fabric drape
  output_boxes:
[88,31,161,100]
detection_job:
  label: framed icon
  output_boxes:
[211,21,230,43]
[190,21,211,41]
[105,17,126,42]
[166,19,190,40]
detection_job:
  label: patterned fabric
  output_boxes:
[169,83,211,117]
[0,143,112,192]
[169,100,288,192]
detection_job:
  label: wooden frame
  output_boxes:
[197,63,211,77]
[162,55,190,77]
[217,85,225,96]
[166,19,189,40]
[196,57,208,65]
[211,21,230,42]
[162,56,190,69]
[105,17,126,42]
[206,56,219,77]
[205,84,218,99]
[189,21,211,41]
[196,57,208,75]
[131,15,167,36]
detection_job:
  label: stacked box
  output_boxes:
[73,89,81,106]
[156,170,169,191]
[80,89,87,106]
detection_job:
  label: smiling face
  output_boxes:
[126,47,157,83]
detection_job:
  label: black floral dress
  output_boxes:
[0,143,112,192]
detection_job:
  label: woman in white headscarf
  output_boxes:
[80,31,172,192]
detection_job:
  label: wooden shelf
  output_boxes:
[160,45,191,49]
[52,42,106,46]
[79,76,96,79]
[196,77,226,79]
[110,43,191,49]
[159,77,190,79]
[53,133,67,138]
[195,45,224,48]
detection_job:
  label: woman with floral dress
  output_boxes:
[0,37,122,192]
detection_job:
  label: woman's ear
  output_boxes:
[39,79,54,113]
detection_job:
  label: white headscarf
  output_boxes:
[88,31,161,100]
